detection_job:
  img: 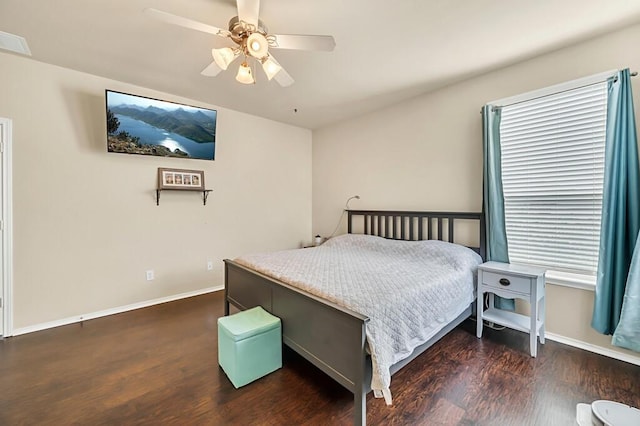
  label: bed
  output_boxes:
[223,210,485,425]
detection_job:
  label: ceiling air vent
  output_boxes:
[0,31,31,56]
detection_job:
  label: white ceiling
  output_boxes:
[2,0,640,129]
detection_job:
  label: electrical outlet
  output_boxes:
[146,270,154,281]
[207,261,213,271]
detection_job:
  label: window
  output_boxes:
[499,81,607,276]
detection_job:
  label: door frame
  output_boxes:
[0,118,13,337]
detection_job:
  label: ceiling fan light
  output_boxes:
[211,47,238,70]
[235,62,255,84]
[246,32,269,59]
[261,56,282,80]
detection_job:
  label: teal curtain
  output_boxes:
[592,69,640,337]
[613,232,640,351]
[482,105,514,311]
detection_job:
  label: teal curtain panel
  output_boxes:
[613,232,640,351]
[482,105,514,311]
[592,69,640,337]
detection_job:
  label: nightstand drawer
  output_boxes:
[482,271,531,295]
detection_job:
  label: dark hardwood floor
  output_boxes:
[1,291,638,425]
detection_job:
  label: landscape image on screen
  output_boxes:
[106,90,216,160]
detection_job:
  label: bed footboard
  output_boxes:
[224,259,371,425]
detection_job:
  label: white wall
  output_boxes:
[313,23,640,362]
[0,52,312,330]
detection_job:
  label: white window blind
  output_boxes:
[499,81,607,275]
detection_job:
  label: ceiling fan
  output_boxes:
[144,0,335,87]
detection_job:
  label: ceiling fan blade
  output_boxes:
[273,66,294,87]
[144,8,230,38]
[270,34,335,51]
[201,61,223,77]
[237,0,260,27]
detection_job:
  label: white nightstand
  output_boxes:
[476,261,546,357]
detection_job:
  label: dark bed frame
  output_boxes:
[223,210,485,425]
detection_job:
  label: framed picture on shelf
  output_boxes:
[157,168,205,190]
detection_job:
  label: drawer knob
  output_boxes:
[499,278,511,286]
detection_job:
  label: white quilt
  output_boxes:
[234,234,481,403]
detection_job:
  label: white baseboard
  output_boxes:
[11,286,224,337]
[545,332,640,366]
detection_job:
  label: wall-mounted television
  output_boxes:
[106,90,216,160]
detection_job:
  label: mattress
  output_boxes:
[235,233,482,404]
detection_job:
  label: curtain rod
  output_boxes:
[615,71,638,81]
[481,70,638,113]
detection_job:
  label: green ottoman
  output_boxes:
[217,306,282,388]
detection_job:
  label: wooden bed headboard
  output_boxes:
[347,209,486,260]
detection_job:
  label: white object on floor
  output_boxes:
[592,400,640,426]
[576,403,592,426]
[576,400,640,426]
